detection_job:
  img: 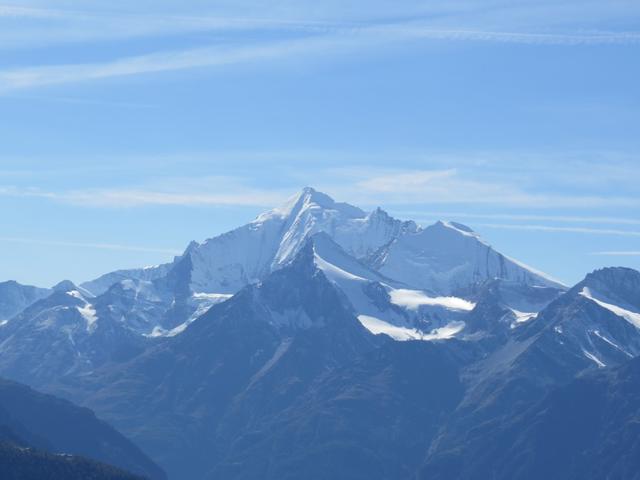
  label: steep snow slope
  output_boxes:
[310,233,473,341]
[369,221,563,295]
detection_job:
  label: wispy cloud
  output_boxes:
[390,211,640,226]
[477,223,640,237]
[0,16,639,92]
[341,168,640,209]
[3,163,640,210]
[0,35,344,92]
[591,251,640,256]
[0,5,338,48]
[356,169,457,193]
[4,94,157,108]
[0,236,181,254]
[0,182,288,208]
[380,25,640,46]
[0,5,61,19]
[58,188,287,208]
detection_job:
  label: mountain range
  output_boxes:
[1,187,639,479]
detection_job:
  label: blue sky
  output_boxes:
[0,0,639,287]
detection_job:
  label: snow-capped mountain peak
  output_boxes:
[170,188,420,295]
[270,188,367,267]
[255,186,365,224]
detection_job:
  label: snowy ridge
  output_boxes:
[580,287,640,329]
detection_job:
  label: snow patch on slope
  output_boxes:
[314,254,367,283]
[357,315,465,342]
[591,329,633,357]
[66,290,98,332]
[582,349,606,368]
[147,292,232,337]
[77,304,98,331]
[357,315,425,341]
[423,320,466,340]
[389,289,475,312]
[580,287,640,329]
[510,309,537,326]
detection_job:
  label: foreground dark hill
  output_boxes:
[0,442,145,480]
[0,378,165,480]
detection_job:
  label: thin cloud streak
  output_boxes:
[2,2,639,46]
[1,19,639,92]
[61,189,288,208]
[344,169,640,209]
[477,223,640,237]
[392,211,640,226]
[591,251,640,256]
[357,169,457,193]
[3,161,640,209]
[0,184,288,208]
[0,12,338,50]
[0,5,62,18]
[4,94,157,108]
[381,25,640,46]
[0,36,342,92]
[0,236,182,255]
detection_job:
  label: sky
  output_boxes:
[0,0,639,287]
